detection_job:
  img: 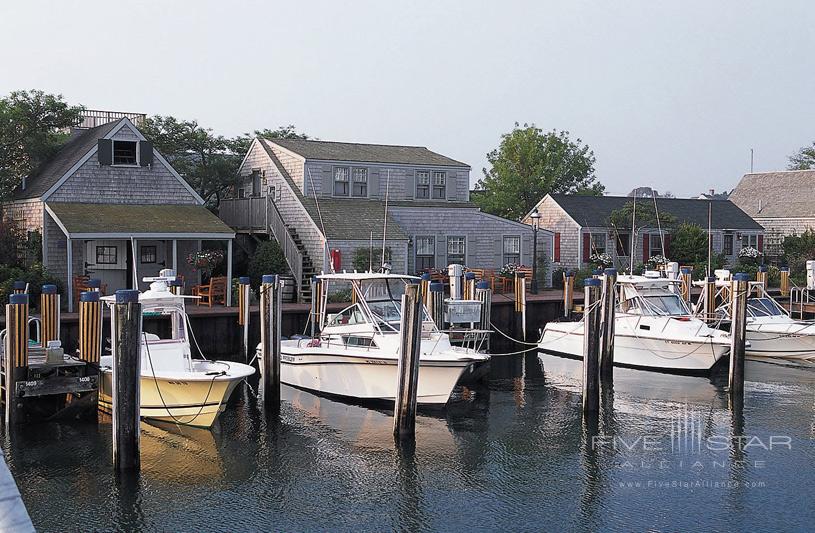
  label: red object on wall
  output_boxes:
[582,233,591,262]
[642,234,650,262]
[757,234,764,253]
[330,249,341,272]
[554,233,561,262]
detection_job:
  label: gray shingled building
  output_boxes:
[220,137,553,301]
[1,113,235,310]
[523,194,763,272]
[728,170,815,258]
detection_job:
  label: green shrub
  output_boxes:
[352,246,391,272]
[0,263,62,309]
[327,289,352,303]
[247,240,288,289]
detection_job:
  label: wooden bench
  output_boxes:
[191,276,227,306]
[467,268,495,290]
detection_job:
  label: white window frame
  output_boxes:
[415,235,435,272]
[503,235,521,265]
[333,166,350,197]
[649,234,663,257]
[742,234,758,249]
[432,171,447,199]
[724,234,734,256]
[111,140,139,166]
[351,167,368,198]
[615,232,630,257]
[447,235,466,265]
[416,170,430,199]
[590,233,607,255]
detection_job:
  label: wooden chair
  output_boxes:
[467,268,495,290]
[496,267,533,293]
[73,275,90,306]
[192,276,227,307]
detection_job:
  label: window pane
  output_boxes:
[334,167,349,181]
[97,246,117,264]
[140,246,156,264]
[416,236,435,255]
[503,236,520,254]
[352,168,367,182]
[416,171,430,185]
[591,233,606,253]
[113,141,137,165]
[432,171,446,185]
[616,234,630,256]
[447,236,465,263]
[650,234,663,256]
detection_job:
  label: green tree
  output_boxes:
[607,201,676,269]
[247,240,288,288]
[0,90,84,199]
[788,142,815,170]
[669,223,709,264]
[474,123,603,220]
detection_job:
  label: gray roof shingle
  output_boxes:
[550,194,763,230]
[266,138,469,168]
[728,170,815,218]
[11,120,122,200]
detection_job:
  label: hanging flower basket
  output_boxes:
[187,249,225,280]
[499,263,524,278]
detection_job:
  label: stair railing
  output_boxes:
[265,195,304,301]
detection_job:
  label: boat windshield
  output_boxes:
[362,279,407,331]
[747,297,785,317]
[627,292,690,316]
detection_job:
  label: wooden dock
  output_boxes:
[0,448,34,532]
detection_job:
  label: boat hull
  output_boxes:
[746,328,815,360]
[538,323,729,373]
[279,351,477,404]
[99,361,253,428]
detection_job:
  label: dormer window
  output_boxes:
[416,171,430,199]
[113,141,138,165]
[432,171,446,199]
[334,166,350,196]
[351,168,368,197]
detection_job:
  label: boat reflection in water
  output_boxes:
[140,421,224,484]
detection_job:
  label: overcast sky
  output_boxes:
[2,1,813,197]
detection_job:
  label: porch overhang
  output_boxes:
[44,202,236,239]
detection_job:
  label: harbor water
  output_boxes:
[3,351,814,531]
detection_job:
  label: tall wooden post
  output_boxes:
[582,279,601,413]
[756,265,768,287]
[310,278,322,338]
[729,273,749,400]
[680,267,692,303]
[514,272,527,339]
[79,291,103,365]
[703,276,717,322]
[260,275,282,408]
[429,282,445,330]
[112,289,141,471]
[40,284,60,348]
[563,271,575,318]
[475,280,492,352]
[780,267,790,297]
[4,294,29,428]
[464,272,476,300]
[599,268,617,382]
[394,284,422,440]
[237,276,250,361]
[420,273,431,307]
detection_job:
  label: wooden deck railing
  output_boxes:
[219,197,267,230]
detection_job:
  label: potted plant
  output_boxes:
[590,252,612,270]
[187,249,225,281]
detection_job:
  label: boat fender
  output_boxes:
[307,339,321,347]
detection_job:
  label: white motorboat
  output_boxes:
[99,274,255,428]
[257,272,489,404]
[538,275,731,373]
[704,279,815,360]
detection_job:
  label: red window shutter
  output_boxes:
[583,233,591,262]
[554,233,561,262]
[642,234,650,262]
[757,234,764,253]
[663,234,671,257]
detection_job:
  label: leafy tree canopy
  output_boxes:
[607,200,676,236]
[788,142,815,170]
[669,223,708,264]
[0,90,84,199]
[474,123,604,220]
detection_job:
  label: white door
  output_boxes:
[85,240,128,293]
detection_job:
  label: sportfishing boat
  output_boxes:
[99,273,255,428]
[702,279,815,360]
[260,272,489,404]
[538,274,731,373]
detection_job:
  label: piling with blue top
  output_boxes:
[40,284,60,348]
[79,291,103,364]
[112,289,141,471]
[464,271,476,300]
[680,267,693,303]
[780,266,790,297]
[420,273,431,307]
[599,269,617,382]
[756,265,768,287]
[582,278,602,413]
[4,294,29,427]
[703,276,717,322]
[169,278,183,296]
[429,282,445,330]
[260,274,282,409]
[12,280,26,295]
[237,276,251,361]
[729,273,749,400]
[476,280,492,351]
[86,278,102,291]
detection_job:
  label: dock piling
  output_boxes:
[40,284,60,348]
[563,271,575,318]
[514,272,527,340]
[680,267,692,303]
[582,279,601,413]
[3,294,29,428]
[464,271,476,300]
[78,291,103,365]
[420,273,431,307]
[260,275,282,409]
[169,278,183,296]
[428,282,445,330]
[756,265,768,287]
[448,264,463,300]
[728,273,749,400]
[780,267,790,297]
[394,283,422,441]
[703,276,717,322]
[237,277,251,361]
[111,289,141,471]
[599,268,617,382]
[12,281,26,295]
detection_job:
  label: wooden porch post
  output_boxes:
[226,239,233,306]
[172,239,178,273]
[67,237,73,312]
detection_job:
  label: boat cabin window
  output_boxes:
[343,335,377,348]
[622,290,689,316]
[141,307,187,343]
[747,297,785,317]
[327,304,368,327]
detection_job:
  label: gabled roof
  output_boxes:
[547,194,763,230]
[11,121,121,200]
[728,170,815,218]
[265,138,469,168]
